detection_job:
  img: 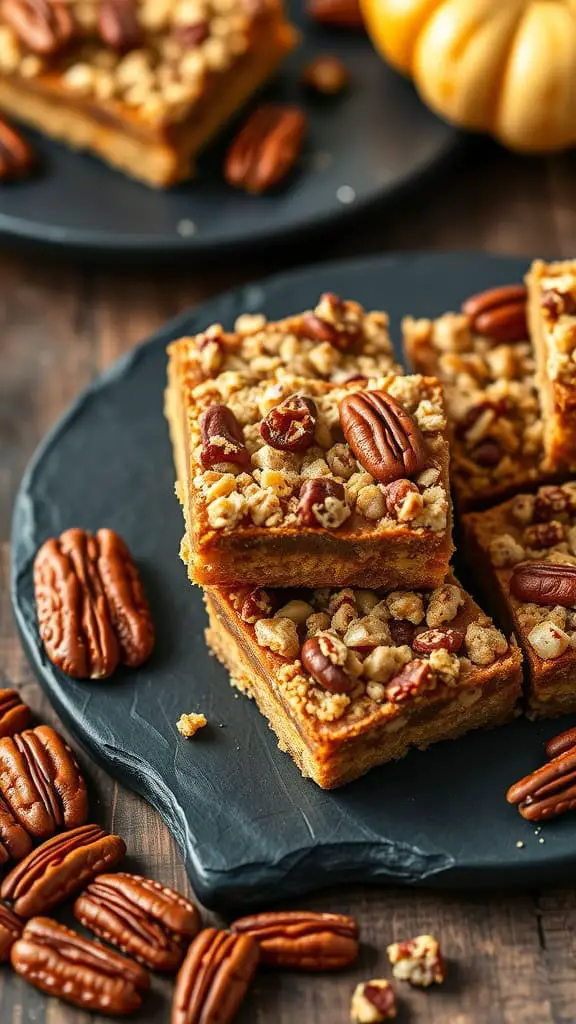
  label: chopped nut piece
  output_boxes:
[387,934,445,987]
[255,617,300,659]
[177,713,207,738]
[426,585,464,628]
[351,979,397,1022]
[527,620,570,660]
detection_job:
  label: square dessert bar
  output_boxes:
[403,288,545,511]
[205,578,523,788]
[0,0,297,187]
[168,369,454,589]
[527,260,576,473]
[463,482,576,718]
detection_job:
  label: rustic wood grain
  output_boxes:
[2,142,576,1023]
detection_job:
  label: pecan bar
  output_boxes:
[0,0,297,188]
[403,287,546,511]
[169,368,454,589]
[204,577,522,788]
[526,260,576,473]
[463,482,576,718]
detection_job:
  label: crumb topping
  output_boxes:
[533,259,576,387]
[226,582,509,723]
[0,0,279,125]
[170,294,399,386]
[176,712,207,737]
[187,372,449,535]
[476,482,576,661]
[403,311,542,500]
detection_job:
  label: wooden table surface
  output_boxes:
[3,140,576,1024]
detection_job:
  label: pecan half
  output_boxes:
[1,824,125,917]
[171,927,259,1024]
[240,588,276,624]
[298,295,362,351]
[230,911,359,970]
[541,289,576,320]
[0,689,31,737]
[301,56,349,95]
[507,747,576,821]
[301,635,353,694]
[98,0,142,51]
[0,903,23,961]
[510,562,576,607]
[0,724,88,840]
[546,726,576,760]
[0,117,35,181]
[200,404,250,471]
[225,105,307,194]
[297,477,349,529]
[1,0,74,54]
[385,661,434,703]
[461,284,528,342]
[261,394,317,452]
[0,793,33,866]
[339,391,428,484]
[413,628,464,654]
[34,527,154,680]
[74,873,201,972]
[11,916,149,1015]
[307,0,364,28]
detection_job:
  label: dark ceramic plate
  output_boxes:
[11,252,576,912]
[0,5,457,256]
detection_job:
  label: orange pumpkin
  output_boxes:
[361,0,576,152]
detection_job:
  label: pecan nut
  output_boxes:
[383,479,420,518]
[470,439,501,468]
[240,588,276,624]
[0,689,31,737]
[0,793,33,866]
[534,486,575,522]
[461,284,528,342]
[351,979,397,1021]
[1,824,126,917]
[230,911,359,970]
[172,20,209,46]
[225,105,307,194]
[0,117,35,181]
[301,635,353,694]
[1,0,74,54]
[385,661,434,703]
[171,927,259,1024]
[413,628,464,654]
[0,724,88,840]
[387,934,445,987]
[200,404,250,471]
[297,477,349,529]
[74,872,201,972]
[524,522,565,549]
[541,288,576,320]
[546,725,576,760]
[507,747,576,821]
[299,295,361,351]
[0,903,23,961]
[11,916,149,1015]
[306,0,364,28]
[260,393,317,452]
[34,527,154,680]
[510,562,576,607]
[98,0,142,51]
[339,391,428,484]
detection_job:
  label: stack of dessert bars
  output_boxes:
[165,261,576,789]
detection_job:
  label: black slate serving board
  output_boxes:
[11,252,576,912]
[0,3,456,256]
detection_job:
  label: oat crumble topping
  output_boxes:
[187,372,450,535]
[227,582,509,723]
[533,259,576,387]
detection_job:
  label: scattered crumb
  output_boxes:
[336,184,356,204]
[539,837,545,844]
[177,713,207,738]
[177,219,197,238]
[516,841,525,849]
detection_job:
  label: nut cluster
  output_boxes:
[191,371,448,535]
[230,581,508,723]
[403,284,542,504]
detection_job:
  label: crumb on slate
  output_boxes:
[177,713,207,738]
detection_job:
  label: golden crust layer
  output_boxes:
[204,581,522,788]
[463,481,576,718]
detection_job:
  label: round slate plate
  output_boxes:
[11,252,575,912]
[0,6,456,256]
